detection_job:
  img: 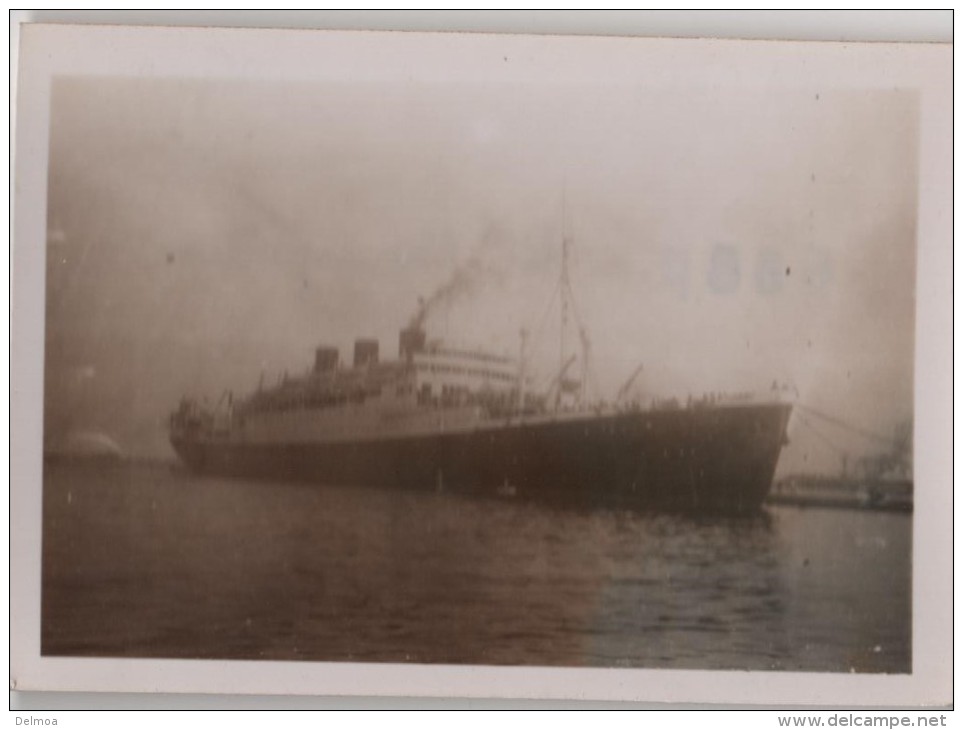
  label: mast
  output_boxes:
[559,183,569,392]
[555,185,591,409]
[559,236,570,387]
[578,325,590,404]
[517,327,528,414]
[555,234,591,410]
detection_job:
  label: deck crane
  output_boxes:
[616,362,645,402]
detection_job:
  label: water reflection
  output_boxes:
[42,461,909,672]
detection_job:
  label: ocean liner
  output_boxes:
[170,242,792,513]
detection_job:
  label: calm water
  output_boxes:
[41,461,911,672]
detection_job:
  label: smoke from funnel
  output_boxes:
[410,255,501,328]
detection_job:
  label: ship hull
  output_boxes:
[171,403,791,514]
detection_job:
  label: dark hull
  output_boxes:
[171,404,791,513]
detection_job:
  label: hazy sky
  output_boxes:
[44,75,917,472]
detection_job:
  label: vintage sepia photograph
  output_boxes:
[11,20,951,704]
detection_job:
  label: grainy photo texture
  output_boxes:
[16,26,950,701]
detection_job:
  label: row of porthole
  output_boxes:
[417,362,514,382]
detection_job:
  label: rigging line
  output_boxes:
[563,276,585,333]
[796,413,848,456]
[559,243,595,401]
[564,280,592,354]
[528,276,561,359]
[795,402,893,445]
[559,238,585,329]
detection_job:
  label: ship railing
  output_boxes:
[607,388,788,415]
[170,397,217,439]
